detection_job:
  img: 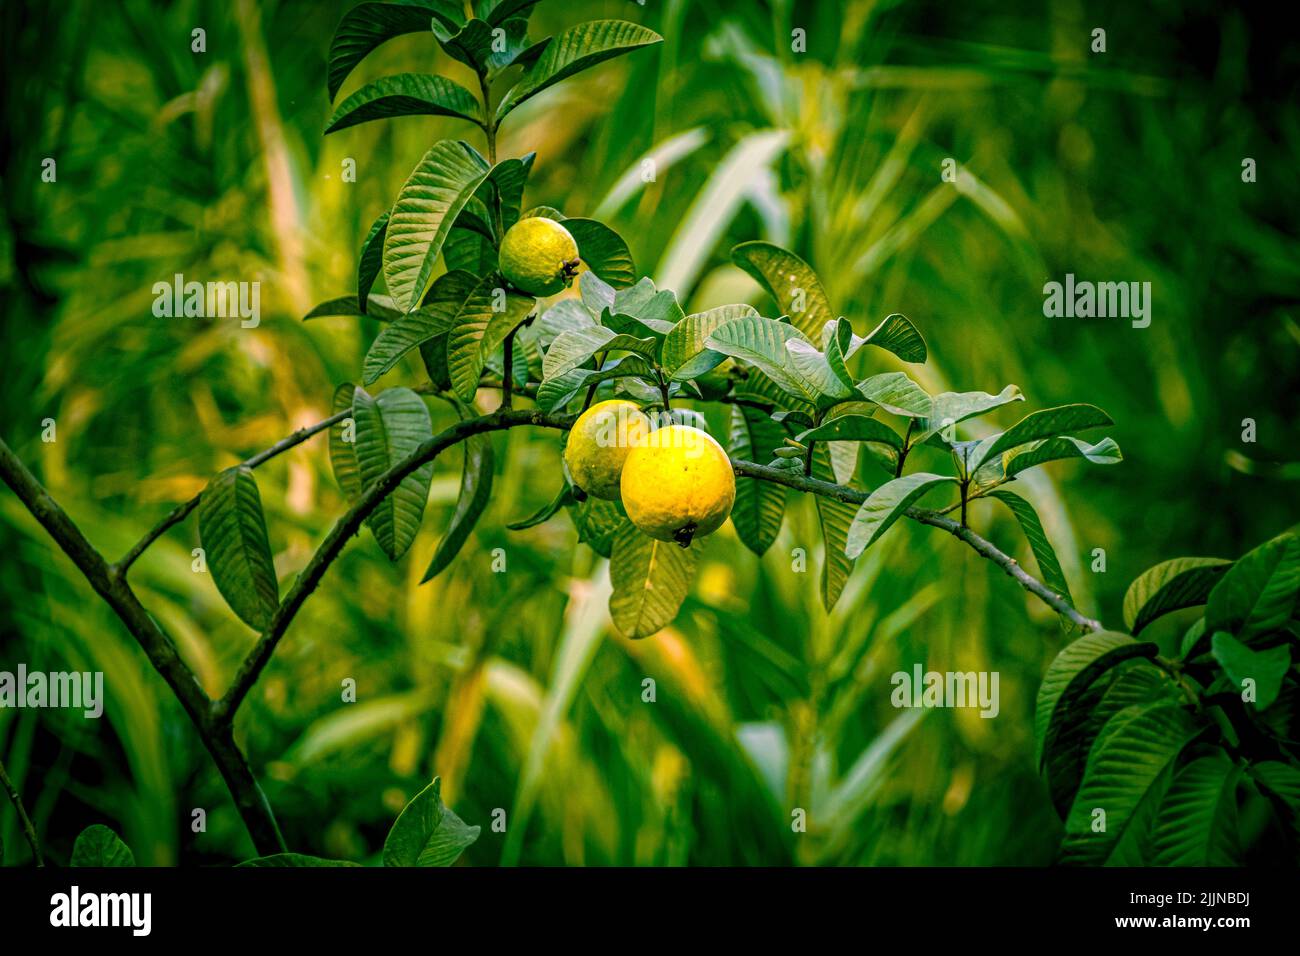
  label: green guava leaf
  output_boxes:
[326,73,482,134]
[198,465,279,631]
[495,20,663,122]
[383,777,481,866]
[564,219,635,288]
[327,2,460,101]
[730,241,832,340]
[1123,556,1231,634]
[352,386,435,561]
[71,825,135,867]
[329,383,362,500]
[383,140,492,312]
[609,523,698,639]
[728,404,787,556]
[845,473,956,559]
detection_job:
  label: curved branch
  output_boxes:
[214,407,576,722]
[116,409,350,576]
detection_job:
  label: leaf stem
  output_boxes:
[478,72,496,165]
[895,420,914,478]
[502,325,519,409]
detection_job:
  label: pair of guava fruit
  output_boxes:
[564,401,737,547]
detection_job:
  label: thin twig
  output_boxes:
[732,459,1102,632]
[115,409,349,576]
[0,756,44,866]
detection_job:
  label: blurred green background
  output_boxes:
[1,0,1297,866]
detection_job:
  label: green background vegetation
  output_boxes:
[1,0,1297,865]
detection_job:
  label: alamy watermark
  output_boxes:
[1043,274,1151,328]
[50,886,150,936]
[891,665,1000,718]
[152,273,260,328]
[0,664,104,718]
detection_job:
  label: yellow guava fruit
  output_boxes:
[563,400,652,500]
[499,217,580,297]
[620,424,736,546]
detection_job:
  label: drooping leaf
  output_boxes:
[1002,435,1122,480]
[1210,631,1291,709]
[237,854,360,867]
[1051,662,1179,816]
[536,354,655,411]
[421,411,494,582]
[662,304,756,381]
[198,465,279,630]
[327,2,459,101]
[1205,533,1300,642]
[728,404,787,556]
[383,777,481,866]
[442,227,498,275]
[329,383,362,500]
[352,386,435,560]
[797,411,902,451]
[968,404,1113,472]
[785,339,854,405]
[495,20,663,121]
[542,326,656,380]
[856,371,932,418]
[507,484,574,530]
[477,0,541,27]
[355,212,392,313]
[382,140,492,311]
[434,16,528,74]
[706,315,822,405]
[326,73,482,134]
[468,153,535,236]
[861,313,927,364]
[363,271,480,383]
[535,298,596,349]
[444,274,536,401]
[1035,631,1158,769]
[70,825,135,867]
[1060,701,1201,865]
[1123,556,1232,634]
[608,522,698,638]
[845,473,956,559]
[918,385,1024,443]
[606,277,683,335]
[1250,761,1300,850]
[730,241,832,340]
[813,445,857,611]
[304,293,403,322]
[821,318,858,388]
[988,490,1074,612]
[569,495,628,558]
[564,219,635,288]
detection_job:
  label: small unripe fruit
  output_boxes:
[499,217,580,297]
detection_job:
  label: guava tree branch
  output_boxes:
[0,755,44,866]
[0,437,287,855]
[732,460,1102,632]
[213,406,577,722]
[0,396,1099,861]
